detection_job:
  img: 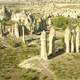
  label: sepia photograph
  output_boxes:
[0,0,80,80]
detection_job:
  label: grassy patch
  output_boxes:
[50,53,80,80]
[51,16,78,30]
[0,47,41,80]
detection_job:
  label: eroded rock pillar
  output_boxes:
[76,26,80,53]
[64,27,71,53]
[0,23,2,37]
[14,23,19,38]
[22,26,25,44]
[41,30,47,60]
[11,26,14,36]
[48,28,56,55]
[71,29,75,53]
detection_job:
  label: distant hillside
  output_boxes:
[0,0,80,4]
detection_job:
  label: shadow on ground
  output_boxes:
[48,47,65,59]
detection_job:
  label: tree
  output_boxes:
[51,16,70,30]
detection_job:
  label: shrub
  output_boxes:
[51,16,71,30]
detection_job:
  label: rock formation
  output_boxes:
[14,23,19,38]
[48,28,56,55]
[71,29,75,53]
[64,27,71,53]
[0,23,2,37]
[75,26,80,53]
[40,30,47,60]
[22,26,25,43]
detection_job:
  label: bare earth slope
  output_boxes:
[50,53,80,80]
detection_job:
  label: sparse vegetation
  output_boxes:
[49,53,80,80]
[51,16,79,30]
[51,16,69,29]
[0,47,40,80]
[0,2,80,80]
